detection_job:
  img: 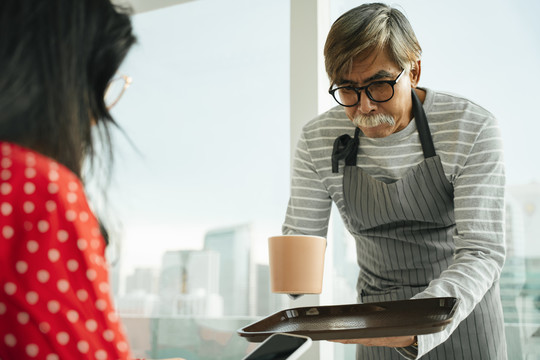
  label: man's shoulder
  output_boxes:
[427,88,495,121]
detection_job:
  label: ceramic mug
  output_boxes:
[268,235,326,295]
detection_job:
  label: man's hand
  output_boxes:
[330,335,416,348]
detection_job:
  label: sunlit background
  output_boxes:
[89,0,540,358]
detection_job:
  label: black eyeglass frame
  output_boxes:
[328,69,405,107]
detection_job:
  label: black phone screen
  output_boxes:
[244,334,308,360]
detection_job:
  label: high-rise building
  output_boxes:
[255,264,287,316]
[505,183,540,358]
[204,224,251,316]
[116,267,159,316]
[126,267,158,295]
[158,249,222,316]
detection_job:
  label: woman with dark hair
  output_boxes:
[0,1,182,359]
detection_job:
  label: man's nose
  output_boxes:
[357,90,377,114]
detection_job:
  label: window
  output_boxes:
[92,0,291,358]
[92,1,540,359]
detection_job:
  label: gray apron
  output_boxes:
[331,90,506,359]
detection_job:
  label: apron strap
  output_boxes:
[331,89,435,173]
[331,127,360,173]
[412,89,436,158]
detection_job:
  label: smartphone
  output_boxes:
[242,333,312,360]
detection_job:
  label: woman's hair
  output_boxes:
[0,0,136,177]
[324,3,422,86]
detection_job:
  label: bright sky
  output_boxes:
[93,0,540,278]
[101,0,291,276]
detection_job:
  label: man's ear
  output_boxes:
[409,59,421,88]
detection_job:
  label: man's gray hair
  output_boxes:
[324,3,422,86]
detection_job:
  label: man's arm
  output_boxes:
[408,113,506,358]
[282,131,333,236]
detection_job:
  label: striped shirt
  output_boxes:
[283,88,506,358]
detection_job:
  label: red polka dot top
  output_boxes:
[0,142,135,360]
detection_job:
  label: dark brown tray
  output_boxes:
[238,297,458,342]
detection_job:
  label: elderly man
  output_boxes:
[282,3,506,359]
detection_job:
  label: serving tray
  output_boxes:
[238,297,458,342]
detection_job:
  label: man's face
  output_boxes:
[338,50,419,138]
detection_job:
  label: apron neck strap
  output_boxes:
[331,127,360,173]
[412,89,436,158]
[331,90,435,173]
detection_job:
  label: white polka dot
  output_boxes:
[38,220,50,233]
[46,354,59,360]
[37,270,50,283]
[68,181,78,191]
[85,319,98,332]
[94,255,105,267]
[77,239,88,250]
[117,341,128,352]
[95,299,107,311]
[45,200,57,212]
[79,211,89,222]
[27,240,39,253]
[2,226,14,239]
[77,340,90,353]
[1,144,10,155]
[67,259,79,272]
[26,291,39,305]
[66,210,77,222]
[0,302,6,315]
[25,167,37,178]
[99,282,109,293]
[1,169,11,181]
[26,155,36,167]
[56,332,69,345]
[86,269,98,281]
[77,289,88,301]
[57,280,69,293]
[66,310,79,323]
[23,201,35,214]
[48,170,59,181]
[24,182,36,194]
[4,333,16,347]
[66,192,77,203]
[57,230,69,242]
[4,282,16,295]
[48,249,60,262]
[1,183,12,195]
[17,312,29,324]
[48,183,59,194]
[95,349,107,360]
[108,312,118,322]
[49,162,59,170]
[39,322,51,333]
[26,343,39,357]
[1,202,12,215]
[15,261,28,274]
[47,300,60,314]
[1,157,12,168]
[91,227,101,237]
[103,329,115,342]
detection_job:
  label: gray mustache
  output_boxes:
[353,113,395,128]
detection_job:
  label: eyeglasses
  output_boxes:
[329,69,405,107]
[104,75,132,109]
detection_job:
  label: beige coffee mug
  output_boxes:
[268,235,326,295]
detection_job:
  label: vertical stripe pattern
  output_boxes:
[282,88,506,359]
